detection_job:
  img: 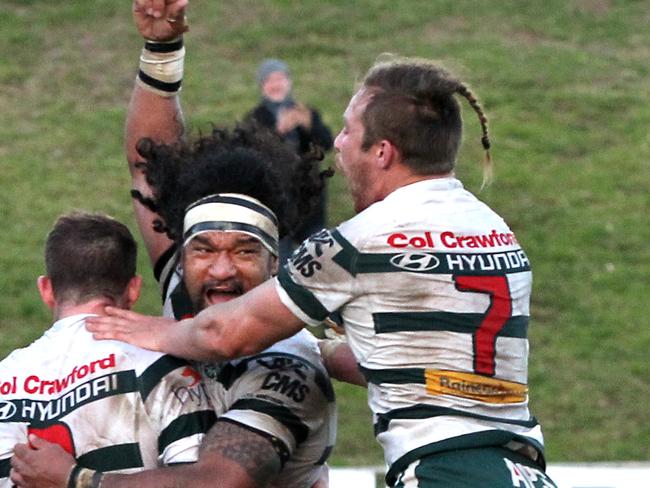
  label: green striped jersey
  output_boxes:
[0,314,215,485]
[275,177,546,476]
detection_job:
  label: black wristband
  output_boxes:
[137,70,183,93]
[67,465,83,488]
[144,37,183,53]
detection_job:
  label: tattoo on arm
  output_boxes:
[199,420,282,487]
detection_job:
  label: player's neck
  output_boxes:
[54,298,121,321]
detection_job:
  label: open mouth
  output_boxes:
[203,284,243,305]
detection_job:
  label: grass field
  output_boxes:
[1,0,649,466]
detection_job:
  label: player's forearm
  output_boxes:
[156,314,231,362]
[162,280,305,363]
[102,464,211,488]
[125,84,184,176]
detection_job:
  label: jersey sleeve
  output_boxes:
[138,355,216,465]
[276,228,359,326]
[219,353,336,461]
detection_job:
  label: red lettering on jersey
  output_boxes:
[0,377,17,394]
[20,353,117,394]
[387,232,434,248]
[440,230,518,249]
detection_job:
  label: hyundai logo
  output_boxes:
[0,400,16,421]
[390,252,440,272]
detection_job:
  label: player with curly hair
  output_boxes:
[10,2,335,488]
[61,1,557,488]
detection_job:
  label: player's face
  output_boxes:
[261,71,292,102]
[334,89,375,213]
[182,231,277,312]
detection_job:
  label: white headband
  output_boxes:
[183,193,279,256]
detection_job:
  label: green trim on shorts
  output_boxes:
[385,431,545,486]
[391,446,556,487]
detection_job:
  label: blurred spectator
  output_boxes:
[245,59,333,261]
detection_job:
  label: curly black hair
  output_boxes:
[131,124,332,246]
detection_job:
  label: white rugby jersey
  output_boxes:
[0,314,215,487]
[158,256,337,488]
[275,177,546,482]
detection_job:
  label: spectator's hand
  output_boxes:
[85,307,178,352]
[277,104,312,134]
[133,0,189,41]
[10,435,75,488]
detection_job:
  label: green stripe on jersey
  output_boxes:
[330,229,359,276]
[139,355,189,402]
[204,360,248,390]
[373,311,528,337]
[278,267,329,321]
[0,458,9,478]
[158,410,216,455]
[230,398,309,446]
[374,403,539,436]
[77,443,143,471]
[359,365,425,385]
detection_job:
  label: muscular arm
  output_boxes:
[103,421,281,488]
[88,279,306,362]
[126,0,188,267]
[126,85,183,266]
[10,421,282,488]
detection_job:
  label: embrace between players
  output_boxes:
[2,0,557,487]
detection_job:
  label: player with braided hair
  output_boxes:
[84,9,556,488]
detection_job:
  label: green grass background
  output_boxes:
[1,0,648,466]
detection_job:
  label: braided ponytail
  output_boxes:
[455,83,493,188]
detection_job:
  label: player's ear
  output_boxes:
[123,275,142,309]
[37,275,56,310]
[269,254,279,276]
[376,139,398,169]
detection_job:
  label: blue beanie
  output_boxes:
[256,58,290,85]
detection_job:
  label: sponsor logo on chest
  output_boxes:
[387,230,519,250]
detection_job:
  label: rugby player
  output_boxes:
[11,1,335,487]
[3,212,215,487]
[87,14,559,486]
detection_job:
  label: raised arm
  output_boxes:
[126,0,189,266]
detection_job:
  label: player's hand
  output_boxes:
[85,307,178,352]
[10,435,75,488]
[133,0,189,41]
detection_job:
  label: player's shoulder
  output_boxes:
[125,347,191,380]
[211,333,334,406]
